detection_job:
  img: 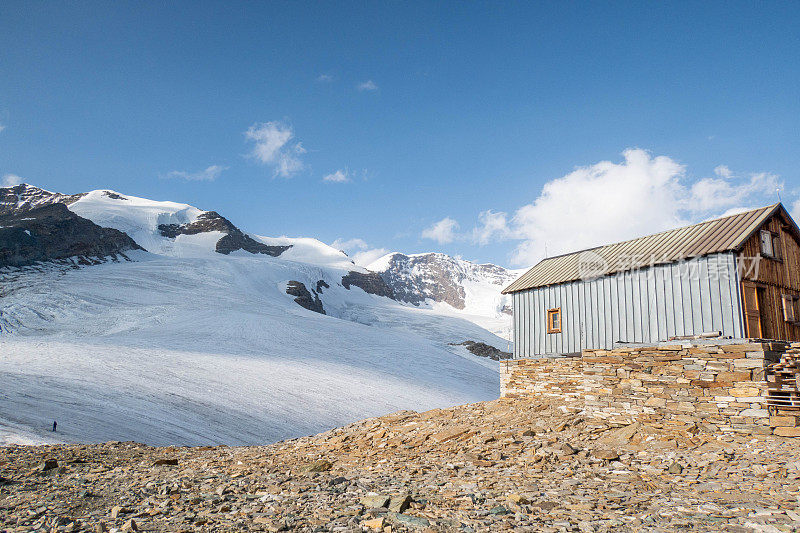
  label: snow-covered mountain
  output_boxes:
[368,252,523,339]
[0,184,514,446]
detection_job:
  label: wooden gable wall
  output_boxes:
[738,209,800,341]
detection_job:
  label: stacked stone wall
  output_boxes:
[501,341,800,436]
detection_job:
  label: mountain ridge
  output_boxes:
[1,183,518,327]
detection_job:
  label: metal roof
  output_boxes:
[502,203,791,293]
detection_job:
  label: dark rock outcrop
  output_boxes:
[449,340,512,361]
[341,271,394,298]
[286,281,325,314]
[158,211,291,257]
[0,183,86,216]
[0,203,143,268]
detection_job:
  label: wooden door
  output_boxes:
[742,282,762,338]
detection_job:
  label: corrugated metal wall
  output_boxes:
[511,252,746,357]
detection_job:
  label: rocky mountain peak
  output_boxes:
[0,183,86,216]
[368,252,518,313]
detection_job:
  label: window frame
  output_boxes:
[782,294,800,324]
[760,229,783,261]
[773,233,783,260]
[547,307,562,334]
[760,229,774,257]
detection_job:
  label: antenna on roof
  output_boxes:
[777,187,782,203]
[544,242,548,258]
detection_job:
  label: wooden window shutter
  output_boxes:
[783,294,797,323]
[742,282,762,338]
[760,230,773,256]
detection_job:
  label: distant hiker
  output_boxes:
[52,421,57,432]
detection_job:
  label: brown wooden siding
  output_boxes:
[738,211,800,341]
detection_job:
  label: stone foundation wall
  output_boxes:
[501,341,800,437]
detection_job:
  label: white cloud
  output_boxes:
[357,80,378,91]
[316,73,334,82]
[450,148,788,267]
[323,169,351,183]
[714,165,732,179]
[245,121,306,178]
[0,124,5,133]
[164,165,226,182]
[1,174,22,187]
[331,238,389,267]
[472,210,512,245]
[687,171,780,213]
[421,217,460,244]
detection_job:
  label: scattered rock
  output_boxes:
[361,493,390,508]
[668,462,684,474]
[362,516,386,530]
[388,511,430,528]
[591,449,619,461]
[507,493,529,505]
[152,458,178,466]
[2,397,800,532]
[37,458,59,471]
[388,493,412,513]
[556,442,577,455]
[303,459,333,472]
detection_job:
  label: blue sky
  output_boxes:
[1,2,798,267]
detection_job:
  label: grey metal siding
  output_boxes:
[511,252,746,356]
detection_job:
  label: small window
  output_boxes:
[547,308,562,334]
[773,234,782,260]
[783,294,799,323]
[760,230,774,257]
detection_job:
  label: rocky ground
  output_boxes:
[2,398,800,533]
